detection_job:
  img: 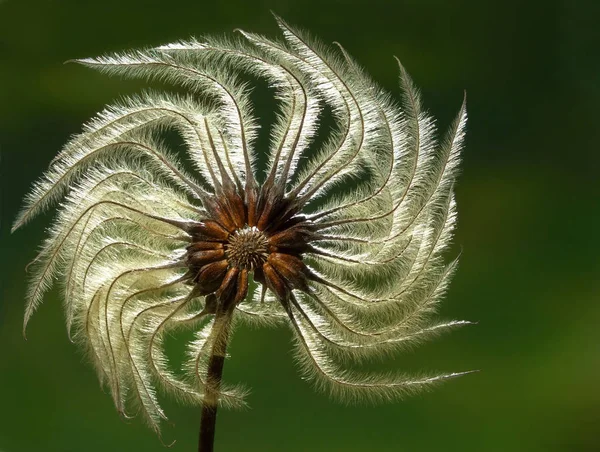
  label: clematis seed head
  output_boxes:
[13,15,472,437]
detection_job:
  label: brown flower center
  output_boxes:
[225,226,268,270]
[184,180,320,311]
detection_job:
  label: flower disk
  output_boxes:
[185,182,316,310]
[14,16,471,434]
[224,226,268,270]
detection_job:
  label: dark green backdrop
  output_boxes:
[1,1,599,451]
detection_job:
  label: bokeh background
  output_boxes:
[1,1,599,451]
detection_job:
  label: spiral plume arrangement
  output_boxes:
[13,15,472,451]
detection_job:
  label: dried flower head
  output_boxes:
[14,16,470,442]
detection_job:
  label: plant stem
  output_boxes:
[198,305,234,452]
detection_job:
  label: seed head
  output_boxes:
[13,15,472,436]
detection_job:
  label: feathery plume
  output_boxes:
[14,16,471,450]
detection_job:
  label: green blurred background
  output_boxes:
[1,0,599,451]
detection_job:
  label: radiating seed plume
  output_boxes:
[14,15,471,434]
